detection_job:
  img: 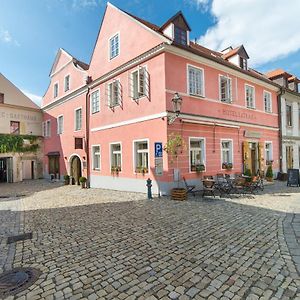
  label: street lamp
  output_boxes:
[168,92,183,124]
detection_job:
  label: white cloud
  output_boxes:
[22,90,42,107]
[0,28,20,46]
[187,0,210,11]
[197,0,300,66]
[71,0,100,9]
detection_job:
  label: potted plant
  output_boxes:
[222,162,233,170]
[63,174,70,185]
[266,165,273,182]
[196,163,206,173]
[111,166,121,175]
[164,133,187,200]
[79,176,87,188]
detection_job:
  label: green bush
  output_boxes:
[63,174,70,181]
[244,168,252,182]
[79,176,87,183]
[266,165,273,178]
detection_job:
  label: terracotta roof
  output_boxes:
[120,9,277,88]
[266,69,292,79]
[288,76,300,83]
[222,45,249,60]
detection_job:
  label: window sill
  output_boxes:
[189,93,205,99]
[91,111,100,115]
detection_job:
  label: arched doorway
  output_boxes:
[70,155,82,185]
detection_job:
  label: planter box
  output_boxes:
[171,188,187,201]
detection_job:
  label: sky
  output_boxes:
[1,0,300,107]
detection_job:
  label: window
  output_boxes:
[75,108,82,131]
[64,75,70,92]
[286,104,292,126]
[265,142,273,162]
[221,140,233,168]
[189,138,205,172]
[264,91,272,113]
[130,67,149,100]
[245,85,255,108]
[110,143,122,171]
[240,57,247,70]
[188,66,204,97]
[219,75,232,102]
[174,26,187,45]
[109,33,119,59]
[54,83,58,98]
[0,93,4,103]
[92,145,101,170]
[75,138,83,150]
[10,121,20,134]
[107,80,121,108]
[134,140,149,173]
[43,120,51,137]
[91,90,100,114]
[57,115,63,135]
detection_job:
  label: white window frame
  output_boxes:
[189,137,206,173]
[74,107,82,132]
[286,103,293,127]
[130,66,149,101]
[109,32,120,60]
[91,89,100,114]
[57,115,64,135]
[91,145,101,171]
[187,64,205,97]
[64,74,70,92]
[220,139,233,169]
[245,84,255,109]
[263,91,272,113]
[110,142,122,172]
[265,141,273,162]
[43,120,51,137]
[219,75,232,103]
[133,139,150,174]
[107,79,121,108]
[53,82,59,98]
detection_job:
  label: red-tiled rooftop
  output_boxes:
[266,69,292,79]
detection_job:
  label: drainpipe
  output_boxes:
[85,77,92,188]
[277,87,284,173]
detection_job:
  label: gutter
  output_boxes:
[277,87,284,173]
[85,79,91,188]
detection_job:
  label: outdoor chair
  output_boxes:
[215,174,232,197]
[202,178,216,198]
[183,177,196,196]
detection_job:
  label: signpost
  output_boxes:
[154,142,163,197]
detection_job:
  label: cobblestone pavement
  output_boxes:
[0,180,300,299]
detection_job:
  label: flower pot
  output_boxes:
[171,188,187,201]
[80,182,86,188]
[266,177,273,182]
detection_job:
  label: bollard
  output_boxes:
[146,178,153,200]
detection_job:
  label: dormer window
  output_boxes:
[174,26,187,45]
[240,57,247,70]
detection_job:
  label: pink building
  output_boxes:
[42,3,280,194]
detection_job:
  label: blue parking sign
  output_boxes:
[154,142,163,158]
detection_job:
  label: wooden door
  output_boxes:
[0,158,7,183]
[286,146,293,169]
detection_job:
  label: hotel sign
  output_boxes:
[220,109,256,120]
[244,130,261,138]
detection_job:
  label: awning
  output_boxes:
[47,151,60,157]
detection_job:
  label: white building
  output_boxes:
[267,69,300,172]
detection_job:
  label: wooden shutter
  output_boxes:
[117,80,122,107]
[242,141,251,172]
[258,142,264,173]
[105,82,111,107]
[128,71,134,99]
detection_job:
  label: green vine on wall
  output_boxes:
[0,134,39,154]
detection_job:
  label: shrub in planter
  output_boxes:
[79,176,87,188]
[111,166,121,175]
[266,165,273,181]
[243,168,252,182]
[63,174,70,185]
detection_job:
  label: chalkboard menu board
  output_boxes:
[287,169,300,187]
